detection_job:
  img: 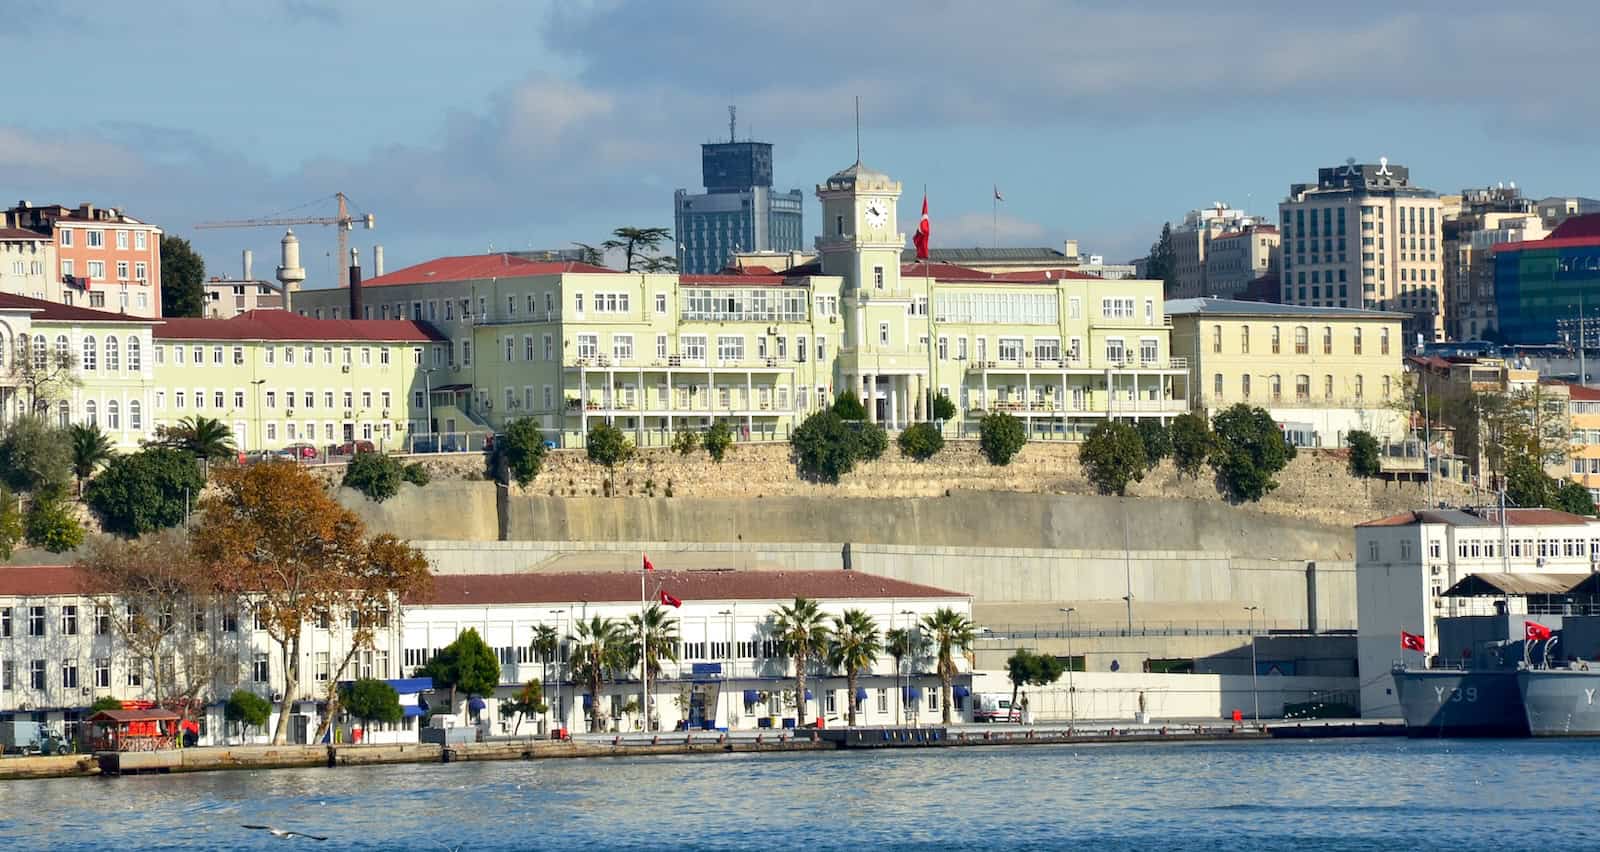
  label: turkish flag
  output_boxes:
[913,194,930,260]
[659,590,682,608]
[642,554,654,572]
[1525,621,1553,641]
[1400,631,1426,652]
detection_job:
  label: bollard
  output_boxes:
[651,735,660,745]
[755,734,763,745]
[612,736,621,746]
[718,733,727,745]
[1160,726,1168,736]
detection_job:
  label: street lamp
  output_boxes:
[717,609,733,731]
[251,379,267,453]
[548,608,565,735]
[899,609,917,726]
[1059,607,1076,727]
[1244,605,1260,724]
[421,368,436,448]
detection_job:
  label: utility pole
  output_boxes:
[1245,605,1260,723]
[1059,607,1076,728]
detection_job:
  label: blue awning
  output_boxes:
[903,686,919,702]
[582,695,594,709]
[402,705,427,718]
[743,690,759,704]
[855,688,868,701]
[337,677,434,694]
[467,696,487,712]
[953,686,970,697]
[803,689,813,700]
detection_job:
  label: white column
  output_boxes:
[578,365,587,437]
[888,377,898,428]
[914,374,925,422]
[866,373,876,423]
[745,370,754,436]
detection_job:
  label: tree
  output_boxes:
[529,625,559,731]
[1505,455,1552,509]
[897,422,944,461]
[771,597,832,726]
[790,410,861,483]
[704,420,733,462]
[24,497,82,553]
[160,235,206,318]
[90,695,127,714]
[402,463,429,487]
[1145,222,1177,295]
[921,608,975,725]
[418,628,502,724]
[1209,404,1294,503]
[856,422,888,461]
[502,679,549,736]
[826,609,881,727]
[571,242,605,267]
[4,334,80,415]
[342,452,405,502]
[831,391,867,421]
[225,689,272,740]
[1135,419,1172,470]
[0,415,71,498]
[1555,480,1597,516]
[492,418,549,487]
[586,422,634,495]
[0,487,21,560]
[601,226,672,273]
[1080,421,1147,496]
[885,627,917,722]
[156,415,235,461]
[569,615,627,732]
[84,447,205,536]
[931,392,957,422]
[69,424,114,497]
[1005,650,1065,724]
[192,463,430,744]
[342,678,404,730]
[626,603,681,697]
[1170,411,1216,480]
[671,428,700,457]
[1347,430,1381,478]
[979,411,1026,466]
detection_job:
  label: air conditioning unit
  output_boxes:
[341,365,350,374]
[1537,557,1547,567]
[81,686,90,696]
[828,315,837,324]
[271,692,283,702]
[1430,566,1441,576]
[767,326,778,336]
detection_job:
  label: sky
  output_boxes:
[5,0,1599,286]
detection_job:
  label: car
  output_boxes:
[334,440,376,456]
[278,443,319,461]
[972,693,1023,723]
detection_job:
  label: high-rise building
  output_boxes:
[1168,204,1268,299]
[1441,185,1545,341]
[1279,159,1444,342]
[673,115,804,275]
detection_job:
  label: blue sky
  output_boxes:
[5,0,1598,285]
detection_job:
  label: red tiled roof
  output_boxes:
[0,292,151,324]
[0,227,47,240]
[359,253,613,288]
[1567,384,1600,401]
[1493,235,1600,254]
[154,310,446,343]
[679,273,791,285]
[1357,508,1593,528]
[411,570,967,607]
[1550,213,1600,240]
[88,708,180,723]
[0,564,106,597]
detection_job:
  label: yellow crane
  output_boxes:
[195,193,374,289]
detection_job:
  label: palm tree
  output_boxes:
[69,423,114,496]
[627,603,681,683]
[164,415,236,461]
[885,627,916,725]
[922,608,976,725]
[826,609,882,727]
[569,616,628,732]
[601,226,672,273]
[531,624,558,729]
[771,597,832,726]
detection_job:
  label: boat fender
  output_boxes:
[1159,726,1168,736]
[612,736,621,746]
[1580,662,1590,672]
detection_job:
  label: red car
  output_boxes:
[335,440,376,456]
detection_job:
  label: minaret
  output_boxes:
[275,229,306,312]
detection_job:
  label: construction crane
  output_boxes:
[195,193,374,289]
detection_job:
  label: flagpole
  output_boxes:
[641,552,649,732]
[925,185,935,427]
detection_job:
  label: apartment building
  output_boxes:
[1203,224,1280,300]
[1567,384,1600,501]
[1167,298,1408,445]
[3,202,163,318]
[1168,204,1268,299]
[1442,185,1546,341]
[1491,213,1600,346]
[0,227,58,304]
[1280,160,1444,341]
[293,160,1188,445]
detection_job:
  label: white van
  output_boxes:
[972,693,1022,723]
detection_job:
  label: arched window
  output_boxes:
[12,333,23,366]
[129,400,142,431]
[32,335,46,369]
[56,400,69,429]
[1270,326,1281,354]
[1270,374,1282,400]
[127,337,141,371]
[82,335,97,371]
[0,331,6,368]
[54,334,68,365]
[105,336,120,371]
[1322,326,1333,355]
[1293,326,1308,354]
[85,399,98,427]
[107,399,120,430]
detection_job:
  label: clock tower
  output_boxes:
[815,161,903,293]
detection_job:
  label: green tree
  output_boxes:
[979,411,1027,466]
[342,452,404,502]
[69,424,114,497]
[704,420,733,462]
[1144,222,1177,295]
[158,415,235,461]
[826,609,882,727]
[571,242,605,266]
[771,597,832,726]
[671,428,700,457]
[224,689,272,739]
[931,392,957,422]
[90,695,126,714]
[897,422,944,461]
[0,487,21,559]
[159,235,206,318]
[831,391,867,421]
[1080,421,1147,496]
[1209,404,1293,502]
[856,422,888,461]
[1170,411,1216,480]
[494,418,548,487]
[921,608,976,725]
[0,414,71,498]
[568,615,628,732]
[1347,430,1381,478]
[502,679,549,735]
[24,497,83,553]
[529,624,559,730]
[402,463,430,486]
[342,678,404,731]
[626,603,681,687]
[601,226,672,273]
[1135,419,1171,470]
[884,627,917,724]
[1555,480,1597,516]
[84,447,205,536]
[1005,650,1065,724]
[790,410,861,483]
[417,627,502,721]
[586,422,634,495]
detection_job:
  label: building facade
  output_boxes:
[1279,160,1444,342]
[1169,204,1268,299]
[1442,186,1546,341]
[1168,298,1408,445]
[1491,213,1600,346]
[0,227,58,304]
[674,139,805,275]
[1203,224,1280,300]
[3,202,163,318]
[1567,384,1600,501]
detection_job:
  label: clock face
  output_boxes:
[864,201,887,229]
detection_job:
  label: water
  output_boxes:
[2,739,1596,851]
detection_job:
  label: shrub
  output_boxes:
[1135,419,1171,470]
[671,428,701,456]
[84,447,205,536]
[1346,430,1381,478]
[1080,421,1147,496]
[402,463,430,487]
[790,410,862,483]
[1555,480,1597,516]
[704,421,733,462]
[1209,404,1293,502]
[343,452,404,502]
[0,415,71,498]
[225,689,272,735]
[342,678,404,726]
[979,412,1026,466]
[0,487,21,560]
[1169,411,1215,480]
[897,422,945,461]
[831,391,867,421]
[586,422,634,494]
[931,392,957,422]
[857,422,888,461]
[496,418,549,487]
[25,498,83,553]
[90,696,125,714]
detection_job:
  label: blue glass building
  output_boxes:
[675,140,804,275]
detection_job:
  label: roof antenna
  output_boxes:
[728,105,736,143]
[854,95,861,163]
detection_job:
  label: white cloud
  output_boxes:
[934,211,1051,248]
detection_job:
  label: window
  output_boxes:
[1271,326,1280,354]
[60,229,72,247]
[873,266,885,289]
[1241,374,1251,398]
[717,335,744,362]
[28,605,46,636]
[82,335,97,370]
[253,653,270,684]
[680,335,706,360]
[1323,327,1333,355]
[30,659,45,691]
[1140,338,1158,364]
[816,336,826,362]
[1295,375,1310,400]
[1269,374,1282,400]
[1354,375,1364,399]
[1240,326,1250,354]
[613,335,634,361]
[879,323,890,346]
[87,229,103,248]
[1213,373,1223,399]
[106,336,120,370]
[1380,328,1390,355]
[94,658,110,689]
[61,659,78,690]
[1353,328,1363,355]
[1294,326,1308,354]
[1325,375,1334,399]
[656,334,668,359]
[94,604,110,635]
[1212,325,1222,353]
[1105,338,1125,365]
[577,334,598,359]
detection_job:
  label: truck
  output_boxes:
[0,721,70,755]
[971,693,1023,723]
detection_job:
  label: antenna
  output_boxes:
[855,95,861,163]
[728,105,736,143]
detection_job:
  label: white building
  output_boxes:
[406,570,974,735]
[1354,508,1600,718]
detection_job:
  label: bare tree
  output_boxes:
[6,333,80,415]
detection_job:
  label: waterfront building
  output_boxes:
[0,227,58,305]
[2,201,163,318]
[673,127,805,274]
[1168,204,1269,300]
[1279,160,1444,342]
[1202,225,1279,300]
[1354,507,1600,718]
[404,570,974,734]
[1167,298,1408,446]
[1490,213,1600,346]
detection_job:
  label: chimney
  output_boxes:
[374,244,384,277]
[242,249,253,281]
[78,203,94,219]
[348,247,363,319]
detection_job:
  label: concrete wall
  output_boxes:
[969,669,1356,721]
[336,481,499,542]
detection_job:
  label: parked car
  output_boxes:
[277,443,319,461]
[972,693,1022,723]
[334,440,376,456]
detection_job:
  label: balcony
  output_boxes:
[966,356,1187,373]
[568,355,793,372]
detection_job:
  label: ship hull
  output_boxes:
[1517,669,1600,737]
[1391,669,1527,738]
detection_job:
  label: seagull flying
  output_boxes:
[241,825,329,842]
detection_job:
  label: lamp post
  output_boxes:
[899,609,917,725]
[548,608,565,735]
[251,379,267,453]
[1121,496,1133,634]
[717,608,733,731]
[1244,605,1260,724]
[1059,607,1076,727]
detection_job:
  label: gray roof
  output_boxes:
[1164,297,1406,319]
[899,247,1068,262]
[826,161,889,182]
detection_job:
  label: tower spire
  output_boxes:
[728,105,737,143]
